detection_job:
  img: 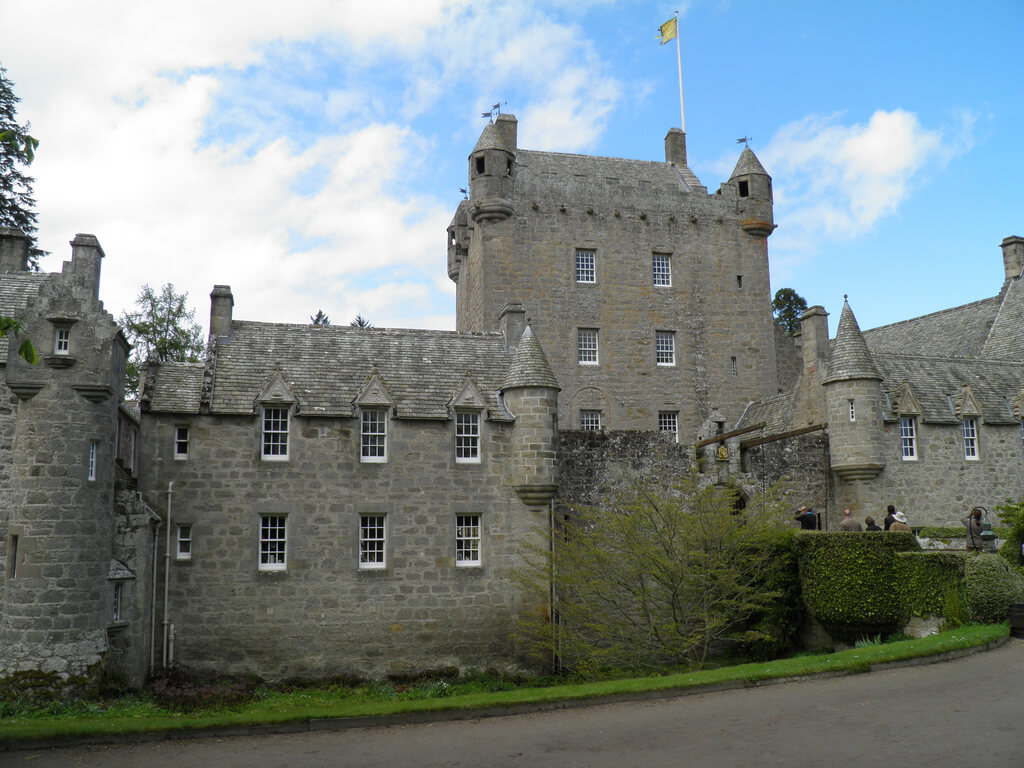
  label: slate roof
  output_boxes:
[862,295,1002,358]
[729,146,770,180]
[822,300,882,383]
[982,276,1024,360]
[874,353,1023,425]
[473,122,509,153]
[735,391,794,434]
[145,322,549,421]
[504,326,559,390]
[0,272,49,364]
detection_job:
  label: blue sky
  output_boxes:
[2,1,1021,337]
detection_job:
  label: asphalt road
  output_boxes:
[11,639,1024,768]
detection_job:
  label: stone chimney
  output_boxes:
[494,113,518,152]
[1001,236,1024,281]
[209,285,234,339]
[800,305,829,375]
[665,128,687,166]
[0,228,30,272]
[68,234,105,301]
[499,302,526,351]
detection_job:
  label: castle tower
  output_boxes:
[468,114,517,223]
[501,325,560,506]
[822,298,885,483]
[729,146,774,237]
[1,234,130,678]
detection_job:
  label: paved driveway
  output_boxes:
[12,639,1024,767]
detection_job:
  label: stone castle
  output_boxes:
[1,115,1022,685]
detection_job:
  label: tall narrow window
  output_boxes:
[731,356,738,376]
[655,331,675,366]
[361,409,388,462]
[849,400,856,422]
[262,408,289,460]
[652,254,671,287]
[900,416,917,460]
[54,327,70,355]
[580,410,602,431]
[658,412,678,442]
[456,514,481,567]
[575,249,596,283]
[259,515,287,571]
[359,515,386,569]
[112,582,123,622]
[174,426,190,460]
[455,411,481,463]
[6,535,17,578]
[963,418,979,460]
[88,441,97,481]
[176,524,192,560]
[736,275,743,288]
[577,328,599,365]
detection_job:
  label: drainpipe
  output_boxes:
[162,481,174,669]
[149,516,160,676]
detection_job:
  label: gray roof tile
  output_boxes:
[823,300,881,383]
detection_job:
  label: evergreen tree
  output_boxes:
[310,309,331,326]
[119,283,205,399]
[350,313,373,328]
[0,63,43,269]
[772,288,808,335]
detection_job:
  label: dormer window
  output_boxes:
[54,327,70,355]
[738,180,749,197]
[361,408,388,463]
[262,407,289,461]
[456,411,481,463]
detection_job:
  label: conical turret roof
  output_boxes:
[472,122,511,154]
[823,298,882,383]
[503,326,559,390]
[729,146,770,180]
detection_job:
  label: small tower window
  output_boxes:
[731,356,738,376]
[849,400,856,422]
[736,275,743,288]
[507,158,513,176]
[475,156,485,175]
[738,180,749,197]
[55,327,70,355]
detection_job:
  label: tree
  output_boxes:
[517,473,798,676]
[772,287,808,335]
[350,313,373,328]
[310,309,330,326]
[0,316,37,363]
[119,283,205,398]
[0,63,43,269]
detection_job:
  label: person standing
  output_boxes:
[838,508,863,531]
[889,511,912,532]
[884,504,898,531]
[864,516,882,531]
[963,507,984,552]
[794,506,818,530]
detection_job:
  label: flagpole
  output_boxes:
[674,10,684,132]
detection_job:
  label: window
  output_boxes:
[738,180,749,197]
[963,418,979,460]
[578,328,599,365]
[658,412,678,442]
[655,331,675,366]
[849,400,856,422]
[361,409,388,462]
[54,327,70,355]
[174,426,189,460]
[900,417,917,460]
[580,410,602,431]
[359,515,386,569]
[6,535,17,578]
[88,441,97,481]
[262,407,289,460]
[736,275,743,288]
[259,515,287,571]
[176,525,192,560]
[653,254,671,287]
[575,249,596,283]
[731,356,738,376]
[112,582,123,622]
[455,411,481,463]
[456,515,481,567]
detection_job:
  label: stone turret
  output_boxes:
[468,114,517,223]
[447,200,471,282]
[822,298,885,481]
[730,146,774,238]
[501,325,559,505]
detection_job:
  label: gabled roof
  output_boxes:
[983,275,1024,360]
[863,294,1002,358]
[145,322,519,420]
[823,300,881,383]
[735,391,794,434]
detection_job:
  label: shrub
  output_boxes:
[964,554,1024,623]
[996,498,1024,569]
[149,667,263,712]
[896,551,965,619]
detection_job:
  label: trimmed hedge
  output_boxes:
[896,551,965,619]
[964,555,1024,623]
[796,531,919,641]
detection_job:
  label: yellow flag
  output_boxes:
[658,17,677,45]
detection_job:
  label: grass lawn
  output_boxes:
[0,623,1007,745]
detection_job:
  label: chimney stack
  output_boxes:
[0,228,30,272]
[800,305,830,375]
[665,128,687,166]
[210,285,234,339]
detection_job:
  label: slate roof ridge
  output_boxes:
[871,350,1024,367]
[518,147,690,169]
[863,293,1001,336]
[823,298,882,383]
[228,319,504,339]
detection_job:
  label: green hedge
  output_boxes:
[796,531,919,641]
[964,555,1024,623]
[896,551,965,619]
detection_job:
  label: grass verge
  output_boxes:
[0,623,1007,745]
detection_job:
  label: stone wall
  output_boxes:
[137,410,547,681]
[741,431,833,522]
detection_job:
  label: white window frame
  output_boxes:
[54,327,70,355]
[174,426,190,460]
[261,407,289,461]
[578,328,599,365]
[176,524,193,561]
[361,409,388,463]
[456,514,481,567]
[88,441,97,481]
[359,515,387,569]
[258,515,287,571]
[112,582,124,622]
[455,411,481,464]
[899,416,917,461]
[652,254,671,287]
[658,411,678,442]
[963,417,979,460]
[575,249,596,283]
[655,331,675,366]
[580,410,602,431]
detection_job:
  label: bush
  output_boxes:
[964,555,1024,623]
[796,531,920,641]
[996,498,1024,569]
[896,551,965,619]
[149,667,263,712]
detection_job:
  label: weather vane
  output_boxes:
[736,136,751,146]
[481,102,505,121]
